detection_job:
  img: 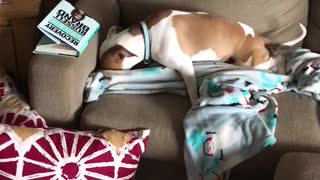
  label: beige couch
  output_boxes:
[274,152,320,180]
[29,0,320,179]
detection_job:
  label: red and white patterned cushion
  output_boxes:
[0,124,150,180]
[0,110,47,128]
[0,73,47,128]
[0,74,16,100]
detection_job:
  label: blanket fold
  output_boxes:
[185,71,284,180]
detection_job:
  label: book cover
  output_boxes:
[35,0,100,57]
[33,35,78,57]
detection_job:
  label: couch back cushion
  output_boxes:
[304,0,320,52]
[118,0,308,45]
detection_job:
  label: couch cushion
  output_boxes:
[117,0,308,44]
[230,92,320,180]
[135,159,187,180]
[303,0,320,52]
[80,94,191,163]
[274,152,320,180]
[81,91,320,179]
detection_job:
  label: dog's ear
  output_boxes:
[106,25,124,41]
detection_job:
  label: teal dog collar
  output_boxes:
[139,21,151,64]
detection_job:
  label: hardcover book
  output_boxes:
[33,0,100,57]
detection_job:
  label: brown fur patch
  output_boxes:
[235,36,268,66]
[129,10,172,36]
[172,14,247,60]
[172,14,272,67]
[251,49,270,67]
[127,10,272,68]
[128,24,140,36]
[99,45,136,70]
[145,10,172,28]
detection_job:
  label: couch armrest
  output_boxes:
[29,34,98,127]
[29,0,120,127]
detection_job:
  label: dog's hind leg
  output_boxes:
[160,56,198,105]
[177,60,199,105]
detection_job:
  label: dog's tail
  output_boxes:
[282,23,307,46]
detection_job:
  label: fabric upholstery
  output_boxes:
[230,92,320,180]
[0,72,47,128]
[303,0,320,52]
[117,0,308,44]
[274,152,320,180]
[80,2,314,178]
[81,94,191,162]
[29,34,98,128]
[0,123,149,179]
[0,26,16,77]
[12,18,39,96]
[75,0,120,43]
[28,0,320,179]
[135,159,187,180]
[82,91,320,179]
[28,0,120,127]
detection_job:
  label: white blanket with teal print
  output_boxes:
[85,49,320,180]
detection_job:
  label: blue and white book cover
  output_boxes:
[35,0,100,57]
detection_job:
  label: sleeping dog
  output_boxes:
[98,10,306,104]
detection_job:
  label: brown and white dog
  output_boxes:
[99,10,306,104]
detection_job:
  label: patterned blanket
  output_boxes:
[84,49,320,180]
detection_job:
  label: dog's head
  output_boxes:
[99,26,145,70]
[258,23,306,72]
[264,43,295,74]
[249,42,294,73]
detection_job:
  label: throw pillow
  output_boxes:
[0,109,46,128]
[0,124,150,180]
[0,74,17,100]
[0,73,47,128]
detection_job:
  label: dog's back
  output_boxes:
[147,10,266,66]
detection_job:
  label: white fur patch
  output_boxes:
[191,49,219,61]
[122,56,142,69]
[238,22,255,37]
[100,29,145,61]
[148,10,193,64]
[148,10,199,104]
[99,27,146,69]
